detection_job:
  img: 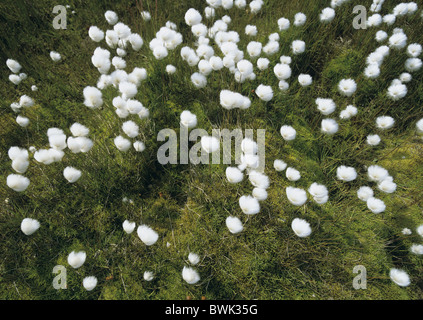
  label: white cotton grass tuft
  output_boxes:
[188,253,200,265]
[122,120,139,138]
[119,81,137,100]
[286,187,307,206]
[191,72,207,88]
[180,110,197,128]
[140,10,151,21]
[241,138,257,155]
[377,179,397,194]
[278,80,289,92]
[11,157,29,174]
[239,195,260,215]
[357,186,374,201]
[133,141,146,152]
[280,125,296,141]
[200,136,219,153]
[336,166,357,182]
[407,43,422,58]
[50,51,61,62]
[226,167,244,183]
[399,72,412,83]
[366,197,386,214]
[367,165,389,183]
[67,136,93,154]
[143,271,154,281]
[338,79,357,97]
[255,84,273,102]
[411,244,423,255]
[226,216,243,234]
[63,167,82,183]
[114,136,132,152]
[9,74,22,85]
[122,220,136,234]
[405,58,422,73]
[83,86,103,109]
[137,225,159,246]
[321,119,339,135]
[20,218,40,236]
[16,115,30,128]
[245,25,258,37]
[182,266,200,284]
[49,132,67,150]
[417,118,423,134]
[219,90,251,110]
[320,7,335,23]
[315,98,336,115]
[83,276,98,291]
[375,30,388,42]
[166,64,177,75]
[402,228,412,235]
[339,105,358,120]
[291,218,312,238]
[257,58,270,71]
[286,167,301,181]
[291,40,306,55]
[19,95,34,108]
[278,17,290,31]
[293,12,306,27]
[67,251,86,269]
[389,268,410,287]
[298,74,312,87]
[387,83,407,100]
[367,134,381,146]
[105,10,118,25]
[34,148,64,164]
[364,64,380,79]
[308,183,329,204]
[273,159,287,172]
[112,56,127,70]
[389,32,407,50]
[249,0,263,14]
[70,123,89,137]
[252,188,268,201]
[7,174,30,192]
[88,26,104,42]
[248,171,270,189]
[128,33,144,51]
[376,116,395,129]
[273,63,292,80]
[6,59,22,73]
[184,8,202,26]
[417,225,423,238]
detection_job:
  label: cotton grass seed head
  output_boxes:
[389,268,410,287]
[67,251,86,269]
[226,216,243,234]
[291,218,312,237]
[239,195,260,215]
[20,218,40,236]
[83,276,98,291]
[182,266,200,284]
[137,225,159,246]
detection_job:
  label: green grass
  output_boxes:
[1,0,423,300]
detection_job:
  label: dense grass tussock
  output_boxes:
[1,0,423,300]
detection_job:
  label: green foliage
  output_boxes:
[1,0,423,300]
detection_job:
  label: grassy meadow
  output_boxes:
[1,0,423,300]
